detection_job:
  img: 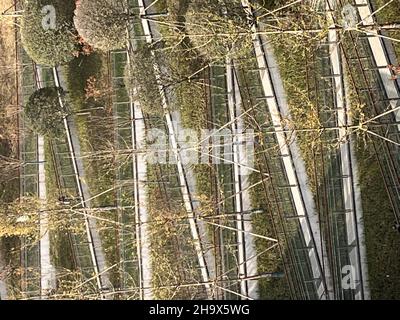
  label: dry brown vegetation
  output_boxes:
[0,0,19,159]
[0,0,20,294]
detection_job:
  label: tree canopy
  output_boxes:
[185,0,253,61]
[24,87,69,138]
[74,0,128,51]
[21,0,79,66]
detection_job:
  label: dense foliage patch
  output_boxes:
[74,0,128,51]
[21,0,78,66]
[25,87,69,138]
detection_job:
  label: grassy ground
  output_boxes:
[141,0,220,297]
[270,35,322,191]
[43,141,75,271]
[356,142,400,299]
[341,26,400,298]
[230,57,293,298]
[372,0,400,60]
[249,171,291,299]
[256,1,400,299]
[62,51,115,206]
[62,52,120,286]
[364,0,400,298]
[146,164,206,300]
[159,0,295,298]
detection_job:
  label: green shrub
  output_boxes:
[62,52,104,111]
[21,0,78,66]
[24,87,69,138]
[74,0,128,51]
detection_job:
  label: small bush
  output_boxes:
[62,52,105,111]
[24,87,69,138]
[21,0,79,66]
[74,0,128,51]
